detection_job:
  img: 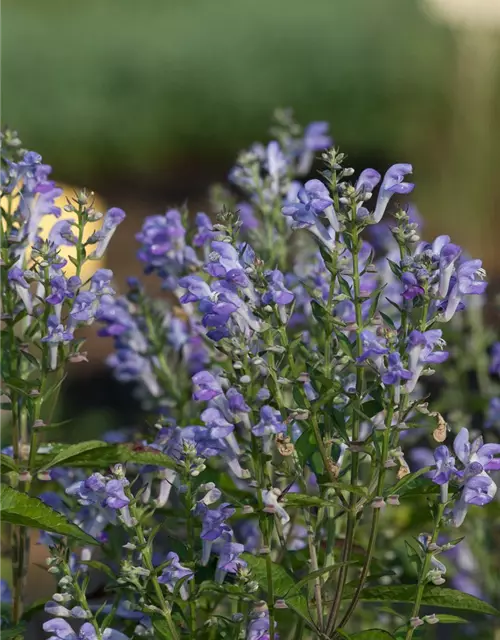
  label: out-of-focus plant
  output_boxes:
[1,113,499,640]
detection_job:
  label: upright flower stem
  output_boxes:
[405,502,446,640]
[326,221,365,635]
[336,393,395,631]
[251,432,276,640]
[127,496,180,640]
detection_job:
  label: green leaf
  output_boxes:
[0,454,18,473]
[36,443,178,471]
[350,631,395,639]
[337,333,354,358]
[429,614,468,624]
[295,429,317,467]
[242,553,312,622]
[361,399,384,419]
[286,562,359,596]
[38,440,110,472]
[388,466,434,497]
[311,299,329,324]
[0,484,97,545]
[0,624,26,640]
[393,476,439,498]
[348,585,500,616]
[284,494,337,508]
[380,311,396,330]
[81,560,116,581]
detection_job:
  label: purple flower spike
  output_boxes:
[373,163,414,223]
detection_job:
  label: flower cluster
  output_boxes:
[2,114,499,640]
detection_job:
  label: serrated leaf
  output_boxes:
[346,585,500,616]
[38,440,110,472]
[0,484,97,545]
[242,553,312,622]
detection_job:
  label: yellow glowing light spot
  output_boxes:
[1,185,106,280]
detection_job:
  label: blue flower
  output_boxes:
[382,352,412,385]
[373,163,414,223]
[192,370,224,402]
[432,446,457,485]
[45,275,81,307]
[357,330,388,369]
[193,212,216,247]
[8,266,33,313]
[401,272,424,300]
[486,397,500,428]
[205,241,249,287]
[49,220,78,247]
[252,406,286,437]
[69,292,98,327]
[355,168,381,195]
[489,343,500,376]
[158,552,193,599]
[441,259,487,322]
[215,536,247,583]
[91,208,126,259]
[282,179,333,229]
[262,270,294,306]
[406,330,449,392]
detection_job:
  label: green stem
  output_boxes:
[127,496,180,640]
[185,477,196,636]
[336,395,395,631]
[326,222,365,634]
[405,503,446,640]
